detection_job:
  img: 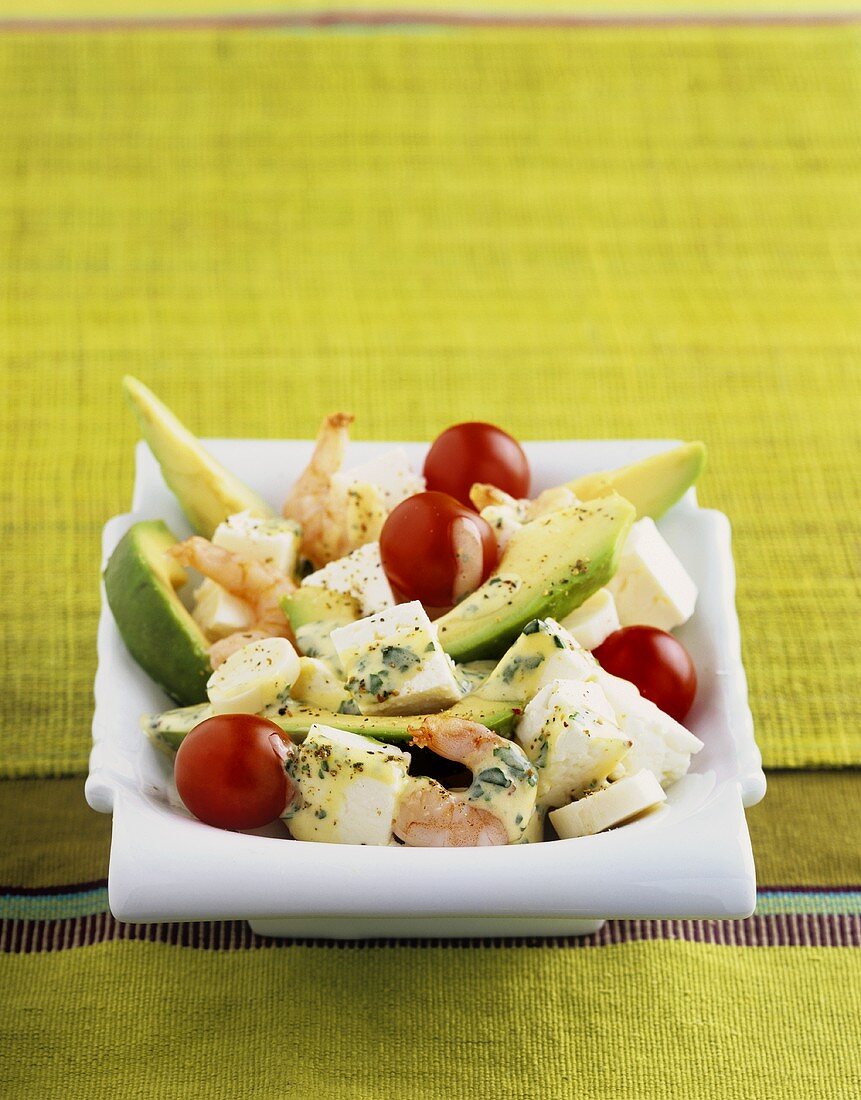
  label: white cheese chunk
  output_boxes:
[302,542,395,616]
[331,601,462,716]
[285,724,411,845]
[514,678,632,809]
[192,578,254,641]
[475,619,597,703]
[591,668,703,788]
[341,482,388,551]
[213,510,301,576]
[549,770,667,839]
[607,517,697,631]
[331,448,425,512]
[560,589,621,651]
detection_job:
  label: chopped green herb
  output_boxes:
[535,739,549,769]
[381,646,422,673]
[474,767,510,788]
[366,672,387,696]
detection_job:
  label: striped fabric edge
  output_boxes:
[1,9,861,33]
[2,911,859,953]
[4,885,860,922]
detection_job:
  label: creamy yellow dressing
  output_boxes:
[295,620,344,672]
[286,726,410,845]
[289,657,351,713]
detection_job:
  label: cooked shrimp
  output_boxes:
[168,536,296,668]
[393,715,538,846]
[470,483,518,514]
[470,483,579,521]
[282,413,385,568]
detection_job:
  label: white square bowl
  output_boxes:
[86,439,765,940]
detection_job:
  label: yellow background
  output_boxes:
[1,26,859,775]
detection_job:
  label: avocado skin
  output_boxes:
[145,695,515,753]
[123,375,274,538]
[436,495,635,662]
[104,520,212,705]
[569,442,707,520]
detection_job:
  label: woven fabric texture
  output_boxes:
[0,938,858,1099]
[8,1,860,18]
[1,771,858,1098]
[1,27,860,776]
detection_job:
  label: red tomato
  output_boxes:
[593,626,697,722]
[423,422,530,508]
[380,491,498,607]
[174,714,295,831]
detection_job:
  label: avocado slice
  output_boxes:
[568,442,706,520]
[143,693,516,753]
[123,375,275,538]
[104,520,212,705]
[281,586,361,666]
[435,495,635,662]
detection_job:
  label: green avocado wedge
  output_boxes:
[281,586,361,666]
[568,442,707,521]
[123,375,275,538]
[436,494,635,662]
[104,520,212,705]
[143,694,516,754]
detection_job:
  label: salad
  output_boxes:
[105,377,708,848]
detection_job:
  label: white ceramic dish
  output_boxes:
[86,438,766,940]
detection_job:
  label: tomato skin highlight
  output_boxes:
[380,491,497,608]
[593,626,698,722]
[174,714,294,830]
[423,422,530,508]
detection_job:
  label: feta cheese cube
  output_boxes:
[591,668,703,787]
[302,542,395,616]
[212,510,301,576]
[607,517,697,631]
[514,678,632,808]
[331,448,425,511]
[476,619,597,703]
[331,601,462,716]
[286,724,411,845]
[192,578,254,641]
[560,589,621,651]
[341,482,388,550]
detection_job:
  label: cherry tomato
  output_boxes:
[174,714,295,831]
[380,490,498,607]
[593,626,697,722]
[423,422,530,508]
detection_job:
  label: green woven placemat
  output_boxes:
[1,26,859,776]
